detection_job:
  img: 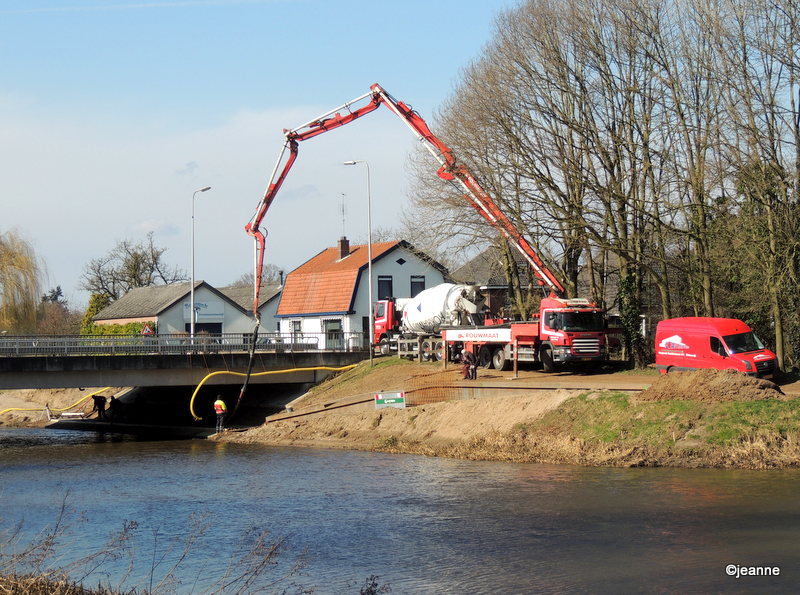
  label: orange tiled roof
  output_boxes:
[277,241,399,316]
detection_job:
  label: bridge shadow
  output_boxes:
[49,383,310,438]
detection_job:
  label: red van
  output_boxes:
[654,317,777,378]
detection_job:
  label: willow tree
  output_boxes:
[0,229,41,333]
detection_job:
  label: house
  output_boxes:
[276,237,447,348]
[92,280,282,335]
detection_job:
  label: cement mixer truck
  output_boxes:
[245,83,609,371]
[374,283,486,359]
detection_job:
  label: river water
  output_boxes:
[1,428,797,594]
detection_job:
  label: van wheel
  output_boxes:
[492,348,509,371]
[540,345,554,372]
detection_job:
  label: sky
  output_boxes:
[1,0,519,308]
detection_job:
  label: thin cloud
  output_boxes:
[0,0,273,14]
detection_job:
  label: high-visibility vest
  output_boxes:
[214,400,226,414]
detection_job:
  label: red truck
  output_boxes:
[654,317,777,378]
[375,286,606,371]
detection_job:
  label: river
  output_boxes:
[1,428,797,593]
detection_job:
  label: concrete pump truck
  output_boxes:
[244,84,607,372]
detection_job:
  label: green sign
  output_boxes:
[375,391,406,409]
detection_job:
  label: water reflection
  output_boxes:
[1,428,798,594]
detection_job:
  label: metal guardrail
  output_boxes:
[0,332,368,357]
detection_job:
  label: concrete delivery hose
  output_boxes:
[189,365,356,422]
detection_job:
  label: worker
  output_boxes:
[90,394,107,421]
[462,349,477,380]
[213,396,227,433]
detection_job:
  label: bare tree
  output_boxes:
[80,232,186,301]
[229,264,285,288]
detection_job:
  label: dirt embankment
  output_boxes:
[0,387,126,428]
[634,368,785,403]
[221,362,800,468]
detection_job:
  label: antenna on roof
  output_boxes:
[340,193,347,237]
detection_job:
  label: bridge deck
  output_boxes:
[0,333,368,389]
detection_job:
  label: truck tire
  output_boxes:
[540,344,554,372]
[421,339,434,361]
[433,340,444,361]
[479,346,493,369]
[379,338,391,356]
[492,347,509,371]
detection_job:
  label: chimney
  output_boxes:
[338,236,350,260]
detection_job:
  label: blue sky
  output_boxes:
[1,0,518,307]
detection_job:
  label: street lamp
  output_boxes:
[343,160,373,365]
[190,185,212,339]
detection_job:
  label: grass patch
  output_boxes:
[530,392,800,451]
[702,399,800,445]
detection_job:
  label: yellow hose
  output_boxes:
[189,365,356,421]
[0,387,112,417]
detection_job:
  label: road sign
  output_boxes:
[141,323,154,335]
[375,391,406,409]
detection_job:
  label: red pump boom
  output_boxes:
[245,83,566,319]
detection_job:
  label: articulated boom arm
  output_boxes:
[245,83,564,316]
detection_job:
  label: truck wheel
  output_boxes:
[492,348,509,371]
[421,340,433,361]
[432,340,444,362]
[379,338,391,356]
[540,345,554,372]
[479,346,493,369]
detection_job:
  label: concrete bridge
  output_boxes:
[0,333,368,389]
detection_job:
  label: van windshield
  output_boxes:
[723,331,765,354]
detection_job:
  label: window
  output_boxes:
[723,331,764,354]
[710,336,727,357]
[378,276,393,299]
[411,275,425,297]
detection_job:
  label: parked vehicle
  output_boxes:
[244,83,608,371]
[375,284,606,371]
[654,317,777,378]
[373,283,482,353]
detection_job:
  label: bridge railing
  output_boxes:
[0,332,369,357]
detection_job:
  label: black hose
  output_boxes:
[229,321,260,422]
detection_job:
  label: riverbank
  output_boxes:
[3,358,799,468]
[220,359,800,469]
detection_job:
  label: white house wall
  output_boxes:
[351,247,446,322]
[155,286,271,335]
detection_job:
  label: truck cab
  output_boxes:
[654,317,777,378]
[538,297,607,366]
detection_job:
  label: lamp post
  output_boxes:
[343,160,373,365]
[190,186,212,340]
